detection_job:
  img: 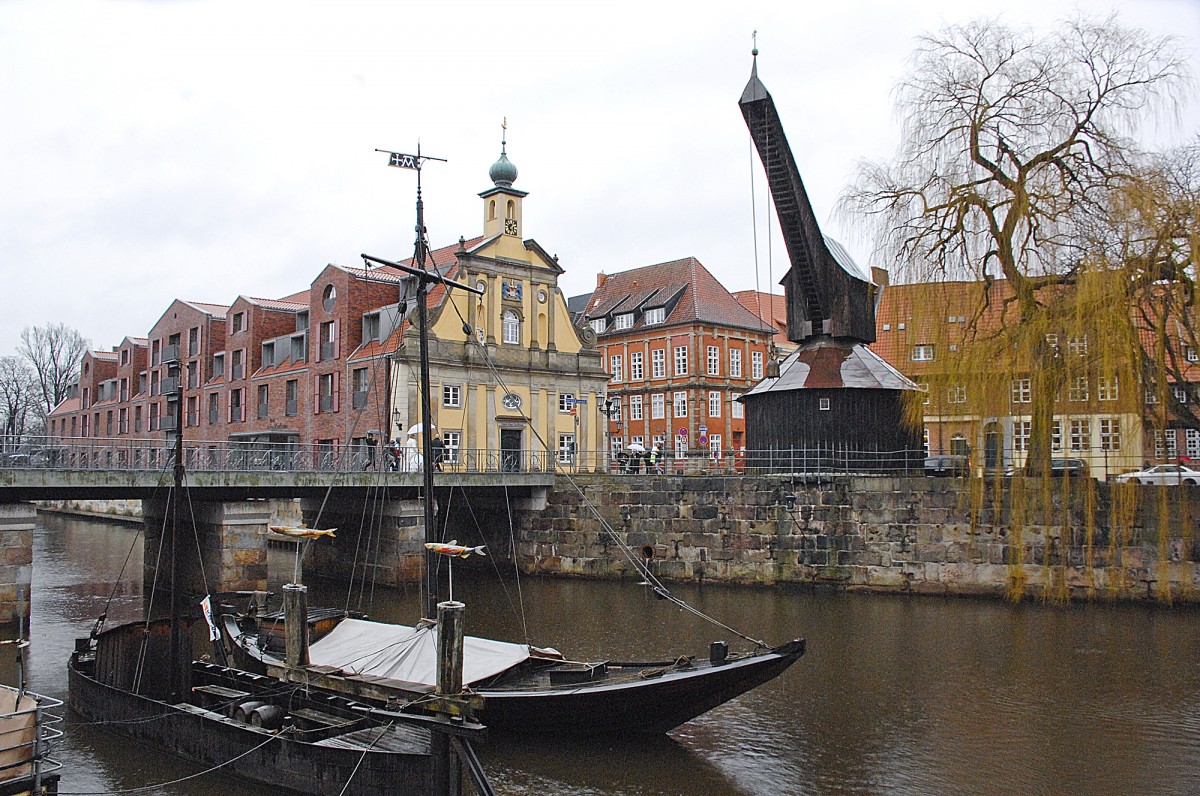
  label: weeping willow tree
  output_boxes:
[843,15,1191,477]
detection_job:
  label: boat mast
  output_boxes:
[168,353,185,702]
[366,145,482,621]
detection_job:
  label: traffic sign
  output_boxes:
[699,425,708,436]
[699,435,708,446]
[678,427,688,437]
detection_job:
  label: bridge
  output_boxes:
[0,437,562,630]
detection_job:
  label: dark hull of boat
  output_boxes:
[479,642,805,735]
[68,625,436,796]
[227,617,804,735]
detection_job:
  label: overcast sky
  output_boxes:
[2,0,1197,357]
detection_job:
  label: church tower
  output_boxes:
[480,122,528,240]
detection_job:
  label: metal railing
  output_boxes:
[0,689,63,790]
[2,436,1155,478]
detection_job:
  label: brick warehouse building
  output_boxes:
[578,258,776,466]
[48,145,611,467]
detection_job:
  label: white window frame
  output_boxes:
[442,431,460,464]
[442,384,461,408]
[651,349,666,379]
[651,393,665,419]
[557,433,576,464]
[707,346,720,376]
[1011,378,1031,403]
[610,354,623,383]
[558,393,575,413]
[614,313,634,330]
[590,318,607,334]
[1069,418,1090,451]
[911,344,935,362]
[730,349,743,378]
[502,309,521,345]
[751,351,762,380]
[673,391,687,417]
[947,384,966,404]
[630,352,643,381]
[1013,420,1031,452]
[644,307,665,325]
[1068,377,1089,402]
[674,345,688,376]
[708,391,721,417]
[629,395,643,421]
[731,392,743,418]
[1100,418,1121,451]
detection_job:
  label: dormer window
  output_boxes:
[590,318,607,334]
[614,313,634,330]
[644,307,665,325]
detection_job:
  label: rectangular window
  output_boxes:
[731,392,744,418]
[751,351,762,380]
[285,379,298,417]
[441,431,460,464]
[1069,419,1090,451]
[257,384,269,419]
[260,342,274,369]
[911,344,935,362]
[1067,336,1088,357]
[1011,378,1031,403]
[674,433,687,459]
[590,318,607,334]
[611,437,624,460]
[710,434,722,460]
[730,349,743,378]
[630,352,643,381]
[151,339,160,366]
[363,313,381,343]
[608,397,622,423]
[644,307,665,325]
[1188,347,1199,364]
[207,393,218,425]
[1174,387,1190,404]
[629,395,643,421]
[610,354,623,382]
[819,397,831,411]
[708,391,721,417]
[291,334,307,362]
[1154,430,1176,460]
[1013,420,1031,452]
[231,349,244,381]
[188,327,200,357]
[707,346,720,376]
[443,384,461,407]
[229,388,243,422]
[119,406,129,434]
[674,345,688,376]
[319,321,336,361]
[1145,386,1159,404]
[352,367,368,409]
[1100,418,1121,451]
[651,393,665,420]
[947,384,966,404]
[558,434,576,463]
[318,373,335,413]
[1187,428,1200,459]
[1097,376,1118,402]
[1068,377,1088,402]
[232,312,245,334]
[651,349,666,379]
[558,393,575,413]
[614,313,633,330]
[918,382,930,405]
[1052,419,1063,451]
[673,391,687,417]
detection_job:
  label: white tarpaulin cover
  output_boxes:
[307,618,530,686]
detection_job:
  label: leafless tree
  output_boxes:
[17,322,90,419]
[0,356,38,447]
[844,15,1191,474]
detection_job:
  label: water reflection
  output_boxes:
[8,513,1200,795]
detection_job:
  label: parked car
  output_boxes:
[1004,458,1090,478]
[1,445,50,467]
[924,455,970,476]
[1113,463,1200,485]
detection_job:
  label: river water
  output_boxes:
[10,513,1200,795]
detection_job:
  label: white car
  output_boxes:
[1114,463,1200,485]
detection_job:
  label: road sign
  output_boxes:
[678,427,688,437]
[699,425,708,436]
[563,395,575,408]
[699,435,708,446]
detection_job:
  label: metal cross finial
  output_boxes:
[501,117,508,153]
[752,30,758,58]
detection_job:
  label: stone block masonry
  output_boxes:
[0,503,34,629]
[513,475,1200,604]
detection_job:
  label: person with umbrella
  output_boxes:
[626,442,646,474]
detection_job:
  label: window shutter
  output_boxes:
[313,374,320,414]
[332,321,340,359]
[332,371,340,412]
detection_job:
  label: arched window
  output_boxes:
[503,310,521,345]
[506,199,515,219]
[488,200,496,221]
[322,284,337,312]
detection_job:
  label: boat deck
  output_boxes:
[313,723,430,754]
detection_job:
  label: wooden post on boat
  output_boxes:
[436,600,465,696]
[282,583,309,668]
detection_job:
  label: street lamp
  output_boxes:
[600,396,617,472]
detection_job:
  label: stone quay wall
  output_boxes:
[516,474,1200,604]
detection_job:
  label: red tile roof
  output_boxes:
[183,300,230,319]
[586,257,774,334]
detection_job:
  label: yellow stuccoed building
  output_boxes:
[384,140,610,471]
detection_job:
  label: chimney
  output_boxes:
[596,272,607,288]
